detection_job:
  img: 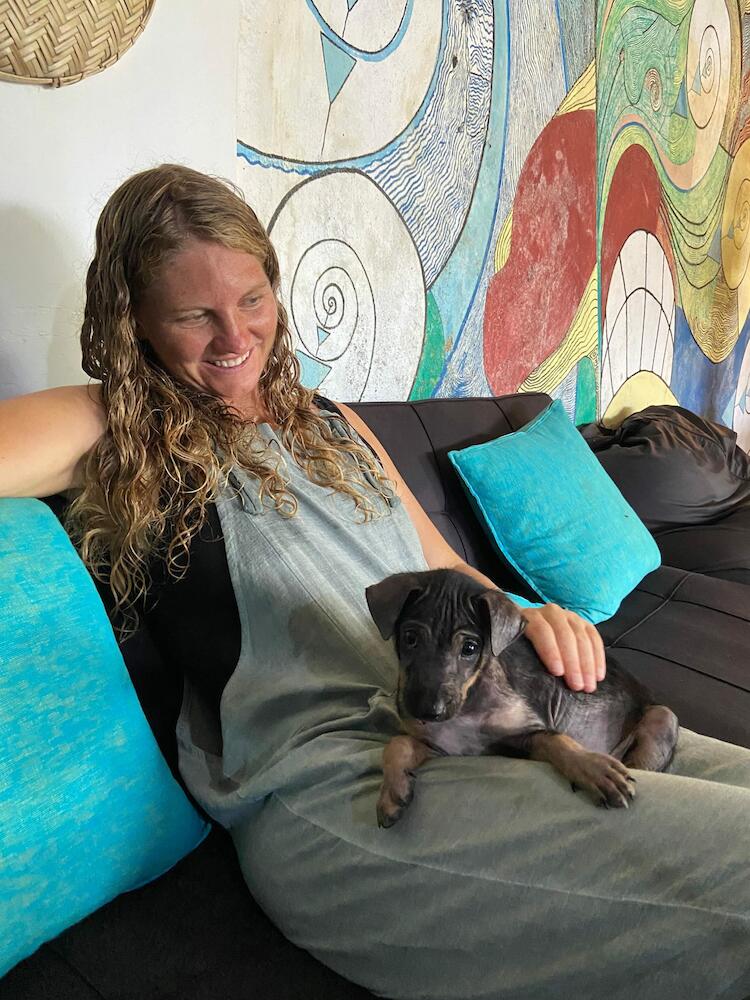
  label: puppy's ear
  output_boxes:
[366,573,424,640]
[475,590,526,656]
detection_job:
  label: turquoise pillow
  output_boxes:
[448,400,661,623]
[503,592,542,610]
[0,499,209,977]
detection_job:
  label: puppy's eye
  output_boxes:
[402,629,418,648]
[461,639,480,657]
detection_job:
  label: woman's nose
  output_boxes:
[214,310,248,352]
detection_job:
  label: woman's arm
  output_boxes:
[0,384,106,498]
[338,402,606,694]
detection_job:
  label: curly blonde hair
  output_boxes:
[67,163,392,631]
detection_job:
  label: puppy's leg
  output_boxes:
[529,732,637,809]
[378,735,434,828]
[622,705,679,773]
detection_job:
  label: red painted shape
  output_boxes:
[599,142,671,310]
[483,109,596,395]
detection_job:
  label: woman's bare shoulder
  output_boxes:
[0,383,106,498]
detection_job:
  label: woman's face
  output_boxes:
[135,238,279,417]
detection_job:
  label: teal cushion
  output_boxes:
[448,400,661,623]
[0,499,209,976]
[504,592,542,610]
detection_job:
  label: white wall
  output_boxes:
[0,0,240,399]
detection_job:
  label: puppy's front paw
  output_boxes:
[568,752,637,809]
[377,769,416,828]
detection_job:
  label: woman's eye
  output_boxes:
[461,639,479,657]
[402,629,418,648]
[241,293,266,309]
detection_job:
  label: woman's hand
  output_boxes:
[520,604,606,693]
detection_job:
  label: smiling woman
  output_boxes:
[67,163,398,631]
[134,242,278,418]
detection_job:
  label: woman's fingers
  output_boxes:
[521,604,578,685]
[575,625,597,693]
[590,622,607,682]
[520,606,563,674]
[520,605,607,693]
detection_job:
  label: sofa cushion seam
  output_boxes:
[47,942,107,999]
[624,587,750,626]
[602,642,750,695]
[607,572,692,647]
[656,596,750,623]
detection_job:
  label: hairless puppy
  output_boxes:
[366,569,679,828]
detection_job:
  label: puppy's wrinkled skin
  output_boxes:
[366,570,678,828]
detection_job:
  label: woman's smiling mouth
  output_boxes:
[206,349,251,369]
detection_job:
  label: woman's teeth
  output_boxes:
[208,350,250,368]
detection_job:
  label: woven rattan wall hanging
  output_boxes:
[0,0,156,87]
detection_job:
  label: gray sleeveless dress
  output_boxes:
[176,410,750,1000]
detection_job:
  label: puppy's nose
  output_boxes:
[415,698,447,722]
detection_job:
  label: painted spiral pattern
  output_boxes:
[268,171,425,400]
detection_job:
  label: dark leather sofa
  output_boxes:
[3,392,748,1000]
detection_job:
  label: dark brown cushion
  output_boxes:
[581,405,750,531]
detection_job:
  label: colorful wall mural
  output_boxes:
[236,0,598,418]
[235,0,750,446]
[597,0,750,449]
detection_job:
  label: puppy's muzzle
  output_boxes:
[399,680,458,723]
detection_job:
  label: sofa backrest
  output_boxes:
[348,393,551,598]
